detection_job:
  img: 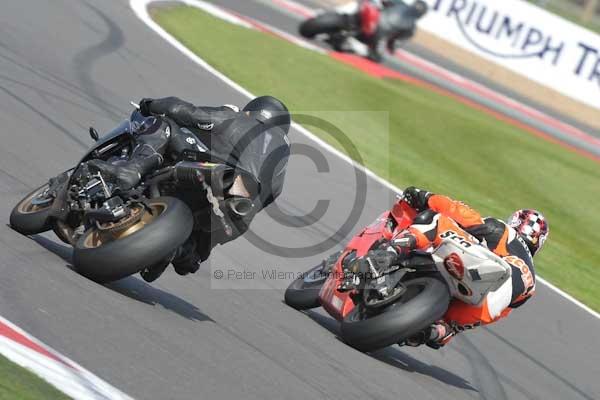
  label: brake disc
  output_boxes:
[364,283,407,309]
[95,205,144,233]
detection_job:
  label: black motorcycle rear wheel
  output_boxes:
[10,184,54,235]
[72,197,193,283]
[340,277,450,352]
[299,13,348,38]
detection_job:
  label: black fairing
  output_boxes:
[78,120,134,165]
[78,110,162,165]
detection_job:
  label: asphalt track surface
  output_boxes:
[0,1,598,399]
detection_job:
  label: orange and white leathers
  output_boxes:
[391,195,536,343]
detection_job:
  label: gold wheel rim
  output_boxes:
[82,202,167,249]
[17,185,52,214]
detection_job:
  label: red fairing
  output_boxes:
[360,0,381,37]
[318,200,417,321]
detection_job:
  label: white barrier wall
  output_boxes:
[417,0,600,109]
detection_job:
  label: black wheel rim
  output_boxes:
[348,281,427,322]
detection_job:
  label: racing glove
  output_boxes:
[390,234,417,252]
[363,249,400,274]
[138,98,154,117]
[403,186,433,212]
[386,38,397,54]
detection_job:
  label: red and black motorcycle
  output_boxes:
[285,197,512,352]
[299,0,428,61]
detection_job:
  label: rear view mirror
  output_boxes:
[89,127,99,142]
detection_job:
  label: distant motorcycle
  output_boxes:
[299,0,428,62]
[10,105,247,283]
[285,196,511,352]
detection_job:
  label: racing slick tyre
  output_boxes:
[10,184,54,235]
[300,13,347,38]
[284,262,329,310]
[340,277,450,352]
[73,197,193,284]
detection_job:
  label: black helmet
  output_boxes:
[411,1,428,18]
[243,96,291,135]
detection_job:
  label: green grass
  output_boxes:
[525,0,600,34]
[0,354,70,400]
[153,5,600,311]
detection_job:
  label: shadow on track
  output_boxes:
[370,347,478,392]
[305,309,478,393]
[30,234,74,264]
[106,278,213,322]
[305,309,340,335]
[31,234,212,322]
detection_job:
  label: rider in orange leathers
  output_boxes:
[363,187,549,349]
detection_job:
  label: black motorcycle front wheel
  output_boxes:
[10,184,54,235]
[340,277,450,352]
[284,251,342,310]
[284,263,329,310]
[73,197,193,283]
[299,13,349,38]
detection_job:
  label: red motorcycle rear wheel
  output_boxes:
[340,277,450,352]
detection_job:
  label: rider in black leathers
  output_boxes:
[364,0,428,61]
[88,96,291,282]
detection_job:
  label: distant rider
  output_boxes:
[362,0,428,61]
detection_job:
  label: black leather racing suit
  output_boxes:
[120,97,290,267]
[366,0,424,59]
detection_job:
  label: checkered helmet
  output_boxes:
[507,209,549,256]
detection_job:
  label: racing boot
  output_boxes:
[328,33,352,52]
[172,237,202,276]
[424,321,456,349]
[403,321,455,349]
[366,34,386,63]
[140,254,174,283]
[140,236,202,282]
[86,153,162,191]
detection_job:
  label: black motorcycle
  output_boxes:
[299,0,427,61]
[10,105,245,283]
